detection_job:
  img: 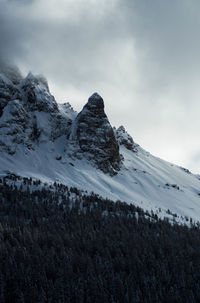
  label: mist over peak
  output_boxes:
[24,72,50,91]
[0,59,23,84]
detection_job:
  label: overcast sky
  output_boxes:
[1,0,200,173]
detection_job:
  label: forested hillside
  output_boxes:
[0,175,199,302]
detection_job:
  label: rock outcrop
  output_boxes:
[69,93,121,175]
[0,74,21,117]
[0,69,123,175]
[20,73,58,113]
[116,125,138,152]
[0,72,74,153]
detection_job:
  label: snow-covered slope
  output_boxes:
[0,70,200,222]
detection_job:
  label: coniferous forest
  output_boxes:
[0,175,200,302]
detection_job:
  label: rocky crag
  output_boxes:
[0,71,135,175]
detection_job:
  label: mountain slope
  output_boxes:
[0,70,200,222]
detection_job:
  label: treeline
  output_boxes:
[0,176,200,302]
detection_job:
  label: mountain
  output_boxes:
[1,70,200,223]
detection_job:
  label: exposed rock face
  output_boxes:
[116,126,138,152]
[0,99,29,154]
[0,74,21,117]
[20,73,58,113]
[0,72,74,153]
[0,70,123,175]
[69,93,121,175]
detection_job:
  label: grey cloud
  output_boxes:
[0,1,33,63]
[0,0,130,83]
[122,0,200,94]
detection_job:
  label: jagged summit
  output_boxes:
[22,72,50,92]
[0,70,75,153]
[20,73,58,113]
[69,93,121,175]
[88,92,104,105]
[116,126,138,152]
[89,92,103,100]
[0,73,121,174]
[1,67,200,222]
[82,92,105,115]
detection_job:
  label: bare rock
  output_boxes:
[69,93,121,175]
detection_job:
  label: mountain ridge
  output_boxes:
[0,70,200,222]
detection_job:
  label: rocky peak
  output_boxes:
[78,92,105,119]
[0,73,21,116]
[87,92,104,107]
[116,126,138,152]
[20,73,58,113]
[0,68,123,175]
[69,93,121,175]
[0,71,73,154]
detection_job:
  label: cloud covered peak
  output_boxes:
[0,59,23,84]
